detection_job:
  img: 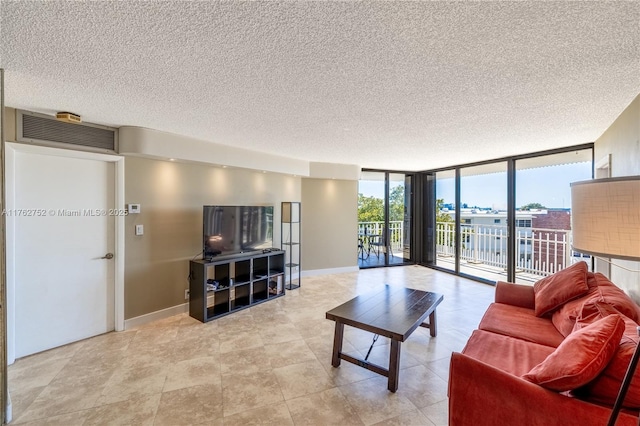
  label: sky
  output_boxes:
[359,161,592,210]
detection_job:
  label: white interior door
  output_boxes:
[13,150,116,358]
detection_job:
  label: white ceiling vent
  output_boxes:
[17,110,117,153]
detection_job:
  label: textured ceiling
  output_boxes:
[1,1,639,171]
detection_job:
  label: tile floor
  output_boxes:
[8,265,495,425]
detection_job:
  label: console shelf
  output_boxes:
[189,250,285,322]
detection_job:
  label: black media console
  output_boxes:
[189,250,286,322]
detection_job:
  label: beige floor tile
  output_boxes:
[54,349,125,383]
[293,317,336,339]
[344,328,391,352]
[127,326,179,349]
[7,266,493,425]
[220,346,269,376]
[339,376,418,425]
[74,331,136,355]
[219,330,265,354]
[419,400,449,426]
[396,365,448,409]
[356,343,422,372]
[13,409,90,426]
[370,409,435,426]
[425,357,451,383]
[286,387,363,426]
[223,401,293,425]
[120,342,181,370]
[221,370,284,417]
[83,393,161,425]
[273,359,335,400]
[402,333,456,364]
[215,313,257,335]
[7,386,45,419]
[96,364,168,406]
[164,356,221,392]
[154,384,223,425]
[170,335,221,363]
[264,339,317,369]
[13,375,106,423]
[258,322,304,345]
[20,340,86,364]
[320,355,380,387]
[8,357,71,392]
[304,335,358,361]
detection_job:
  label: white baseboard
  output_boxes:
[301,265,359,277]
[124,303,188,330]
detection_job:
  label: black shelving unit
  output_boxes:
[189,250,285,322]
[281,202,301,290]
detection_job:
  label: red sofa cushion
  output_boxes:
[479,303,564,348]
[552,273,640,337]
[462,329,555,377]
[573,301,640,409]
[534,262,589,317]
[523,314,625,391]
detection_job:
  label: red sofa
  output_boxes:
[449,264,640,426]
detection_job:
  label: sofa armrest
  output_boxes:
[495,281,535,309]
[448,352,638,426]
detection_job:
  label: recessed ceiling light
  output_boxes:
[222,165,228,168]
[169,158,175,162]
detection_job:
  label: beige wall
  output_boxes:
[594,94,640,301]
[4,107,16,142]
[124,156,301,319]
[301,178,358,272]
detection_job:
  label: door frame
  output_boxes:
[5,142,125,364]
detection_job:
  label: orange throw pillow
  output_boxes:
[534,261,589,317]
[523,314,625,391]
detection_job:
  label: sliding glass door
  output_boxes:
[459,163,507,281]
[358,171,413,268]
[514,149,592,284]
[425,145,593,285]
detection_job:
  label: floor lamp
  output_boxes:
[570,176,640,426]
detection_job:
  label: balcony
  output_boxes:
[358,221,406,267]
[358,221,589,283]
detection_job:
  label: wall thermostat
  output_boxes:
[128,204,141,214]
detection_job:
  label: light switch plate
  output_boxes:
[135,224,144,236]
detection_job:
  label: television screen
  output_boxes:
[203,205,273,258]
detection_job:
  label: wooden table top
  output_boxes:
[325,285,444,341]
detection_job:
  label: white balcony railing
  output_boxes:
[358,221,404,253]
[359,220,588,278]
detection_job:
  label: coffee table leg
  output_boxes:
[429,310,437,337]
[388,339,401,392]
[332,322,344,367]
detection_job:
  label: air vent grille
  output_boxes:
[22,113,115,151]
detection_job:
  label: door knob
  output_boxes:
[101,253,114,260]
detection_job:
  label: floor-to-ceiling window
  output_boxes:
[459,162,508,281]
[424,144,593,285]
[514,149,593,284]
[358,171,413,268]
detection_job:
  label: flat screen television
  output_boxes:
[203,205,273,258]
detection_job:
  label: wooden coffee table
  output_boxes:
[325,285,443,392]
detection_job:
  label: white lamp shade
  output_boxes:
[570,176,640,261]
